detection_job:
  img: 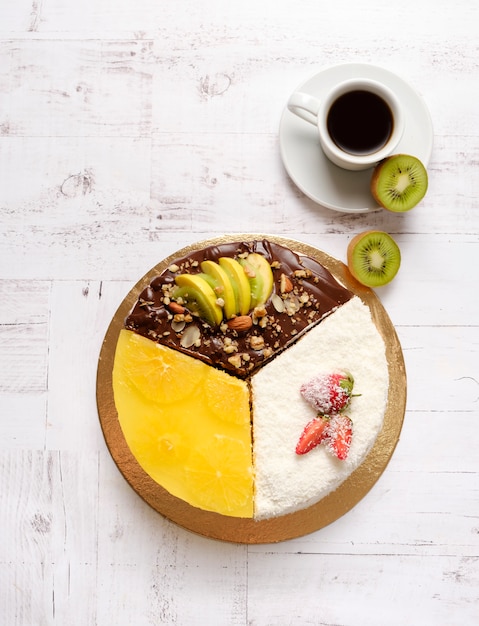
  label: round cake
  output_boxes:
[97,236,405,542]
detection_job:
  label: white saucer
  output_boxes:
[279,63,434,213]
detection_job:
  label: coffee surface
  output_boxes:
[327,90,393,156]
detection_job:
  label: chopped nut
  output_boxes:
[253,305,267,318]
[280,273,294,293]
[228,354,243,369]
[250,335,265,351]
[168,263,180,273]
[258,316,269,328]
[294,269,312,279]
[284,296,300,316]
[139,299,155,308]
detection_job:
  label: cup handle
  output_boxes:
[287,92,321,126]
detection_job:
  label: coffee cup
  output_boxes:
[287,78,404,171]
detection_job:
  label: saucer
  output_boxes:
[279,63,434,213]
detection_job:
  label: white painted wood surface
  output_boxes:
[1,1,478,624]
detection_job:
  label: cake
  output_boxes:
[111,239,389,522]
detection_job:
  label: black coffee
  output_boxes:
[327,90,393,156]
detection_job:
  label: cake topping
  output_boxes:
[300,370,356,414]
[295,413,353,460]
[171,252,275,327]
[296,370,357,458]
[125,240,353,378]
[326,415,353,460]
[295,416,330,455]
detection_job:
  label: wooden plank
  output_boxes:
[396,326,479,412]
[0,281,50,393]
[247,552,479,625]
[0,450,100,626]
[0,40,153,137]
[45,280,131,451]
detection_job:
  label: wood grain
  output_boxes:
[1,0,478,623]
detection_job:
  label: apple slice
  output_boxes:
[200,260,236,320]
[218,257,251,315]
[239,253,274,308]
[173,274,223,326]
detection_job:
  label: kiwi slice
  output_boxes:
[371,154,428,212]
[347,230,401,287]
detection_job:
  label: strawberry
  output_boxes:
[326,414,353,460]
[295,415,329,455]
[300,370,355,415]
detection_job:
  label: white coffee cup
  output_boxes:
[287,78,404,171]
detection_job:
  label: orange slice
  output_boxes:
[204,368,251,426]
[184,435,253,517]
[112,330,253,517]
[115,329,206,404]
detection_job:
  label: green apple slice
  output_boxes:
[200,260,236,320]
[218,257,251,315]
[239,253,274,308]
[173,274,223,326]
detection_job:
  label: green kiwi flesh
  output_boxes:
[371,154,428,212]
[347,230,401,287]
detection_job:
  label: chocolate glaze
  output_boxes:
[125,240,353,378]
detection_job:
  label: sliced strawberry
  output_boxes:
[326,414,353,460]
[295,416,329,455]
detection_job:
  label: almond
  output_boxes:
[280,273,294,293]
[227,315,253,332]
[168,301,186,314]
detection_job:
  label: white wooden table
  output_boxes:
[1,1,478,624]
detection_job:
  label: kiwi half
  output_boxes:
[347,230,401,287]
[371,154,428,212]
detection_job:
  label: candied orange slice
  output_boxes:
[112,330,253,517]
[115,329,205,404]
[184,435,253,517]
[204,368,251,425]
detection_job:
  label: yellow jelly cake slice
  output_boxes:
[112,330,253,518]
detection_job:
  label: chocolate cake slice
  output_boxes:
[125,240,353,377]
